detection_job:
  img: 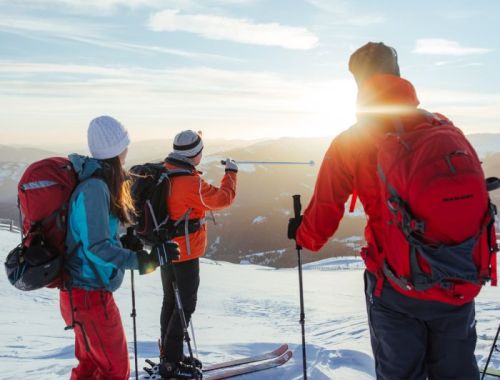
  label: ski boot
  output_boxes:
[159,360,203,379]
[182,354,202,370]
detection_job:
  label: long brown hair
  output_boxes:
[101,156,135,224]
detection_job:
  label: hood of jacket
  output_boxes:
[68,154,103,181]
[356,74,420,116]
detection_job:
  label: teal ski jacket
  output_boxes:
[65,154,138,292]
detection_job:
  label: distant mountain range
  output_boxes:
[1,133,499,267]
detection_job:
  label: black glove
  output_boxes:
[136,250,159,275]
[120,230,144,252]
[287,215,303,240]
[156,241,181,264]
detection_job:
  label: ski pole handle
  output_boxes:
[293,194,301,220]
[486,177,500,192]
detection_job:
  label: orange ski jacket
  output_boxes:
[293,74,474,303]
[164,159,237,262]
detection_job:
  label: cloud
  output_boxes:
[413,39,492,56]
[305,0,385,26]
[0,14,101,39]
[418,87,500,133]
[0,62,356,143]
[0,0,258,15]
[0,15,238,61]
[148,9,318,50]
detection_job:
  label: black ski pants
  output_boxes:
[160,258,200,363]
[365,271,479,380]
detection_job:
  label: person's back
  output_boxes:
[157,130,238,379]
[61,116,159,380]
[289,42,497,380]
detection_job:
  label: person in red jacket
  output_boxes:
[288,42,481,380]
[158,130,238,379]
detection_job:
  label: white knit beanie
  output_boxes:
[87,116,130,160]
[173,130,203,158]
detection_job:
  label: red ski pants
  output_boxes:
[60,289,130,380]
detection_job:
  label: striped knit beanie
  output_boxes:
[173,130,203,158]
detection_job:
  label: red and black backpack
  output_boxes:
[374,110,497,302]
[4,157,77,291]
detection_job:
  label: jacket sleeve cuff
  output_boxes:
[125,250,139,270]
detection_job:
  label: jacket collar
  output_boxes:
[165,153,198,172]
[356,74,420,117]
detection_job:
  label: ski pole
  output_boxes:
[293,194,308,380]
[220,160,315,166]
[190,318,199,359]
[146,205,200,380]
[130,269,139,380]
[481,323,500,380]
[126,228,139,380]
[169,261,200,379]
[486,177,500,192]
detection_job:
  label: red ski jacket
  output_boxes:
[296,74,482,305]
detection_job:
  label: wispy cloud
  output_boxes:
[148,9,318,50]
[0,0,258,15]
[305,0,385,26]
[0,14,101,38]
[418,87,500,133]
[0,15,239,61]
[0,62,355,143]
[0,62,129,76]
[413,39,492,56]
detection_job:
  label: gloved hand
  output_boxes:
[287,215,303,240]
[224,158,238,173]
[156,241,181,264]
[121,234,144,252]
[120,229,144,252]
[136,250,159,275]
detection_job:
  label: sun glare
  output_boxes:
[298,79,357,137]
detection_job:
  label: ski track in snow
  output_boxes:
[0,229,499,379]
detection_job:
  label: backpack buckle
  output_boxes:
[409,219,425,233]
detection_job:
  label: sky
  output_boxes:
[0,0,499,146]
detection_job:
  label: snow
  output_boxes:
[0,162,25,181]
[0,229,499,379]
[252,216,266,224]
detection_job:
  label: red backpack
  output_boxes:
[376,111,497,303]
[4,157,77,290]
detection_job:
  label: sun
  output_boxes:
[297,79,358,137]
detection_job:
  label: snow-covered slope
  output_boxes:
[0,229,498,379]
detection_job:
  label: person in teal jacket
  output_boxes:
[64,153,139,291]
[60,115,159,380]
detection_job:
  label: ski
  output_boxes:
[481,367,500,378]
[203,350,292,380]
[139,343,289,379]
[204,343,289,371]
